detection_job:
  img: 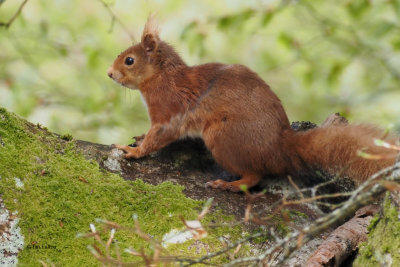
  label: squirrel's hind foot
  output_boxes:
[205,179,240,192]
[205,174,261,192]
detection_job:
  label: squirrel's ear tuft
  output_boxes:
[141,14,160,54]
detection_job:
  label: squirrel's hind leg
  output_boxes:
[205,174,261,192]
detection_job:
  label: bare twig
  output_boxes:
[288,175,305,199]
[97,0,135,42]
[0,0,29,29]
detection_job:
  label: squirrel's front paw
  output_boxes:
[112,144,142,159]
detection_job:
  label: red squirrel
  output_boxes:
[107,17,397,192]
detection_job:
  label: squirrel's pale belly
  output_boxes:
[184,129,202,139]
[139,93,148,111]
[176,113,204,139]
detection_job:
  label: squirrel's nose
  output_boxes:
[107,67,113,78]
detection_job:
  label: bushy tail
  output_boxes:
[291,124,397,182]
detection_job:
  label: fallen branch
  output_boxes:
[305,205,380,267]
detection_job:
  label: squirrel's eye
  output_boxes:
[125,57,134,65]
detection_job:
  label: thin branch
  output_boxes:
[97,0,135,42]
[0,0,29,29]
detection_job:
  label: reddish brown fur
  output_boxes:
[289,125,397,181]
[108,19,397,192]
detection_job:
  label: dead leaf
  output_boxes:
[184,220,207,240]
[78,177,88,183]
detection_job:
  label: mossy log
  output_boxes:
[1,107,398,266]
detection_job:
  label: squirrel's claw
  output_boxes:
[112,144,141,159]
[111,144,125,150]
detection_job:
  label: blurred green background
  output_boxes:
[1,0,400,144]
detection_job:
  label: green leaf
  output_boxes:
[390,0,400,17]
[327,62,346,85]
[239,184,248,192]
[180,21,197,40]
[218,15,235,30]
[372,21,395,38]
[59,47,68,57]
[278,32,294,49]
[261,12,274,27]
[346,0,370,19]
[304,68,314,86]
[391,37,400,51]
[217,9,255,30]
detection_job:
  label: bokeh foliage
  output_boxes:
[1,0,400,144]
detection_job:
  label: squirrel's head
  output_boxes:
[107,16,161,89]
[107,16,185,90]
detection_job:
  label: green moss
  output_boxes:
[60,133,73,141]
[354,195,400,266]
[367,213,380,231]
[163,210,248,264]
[0,108,244,266]
[276,222,290,236]
[288,210,308,219]
[36,123,48,132]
